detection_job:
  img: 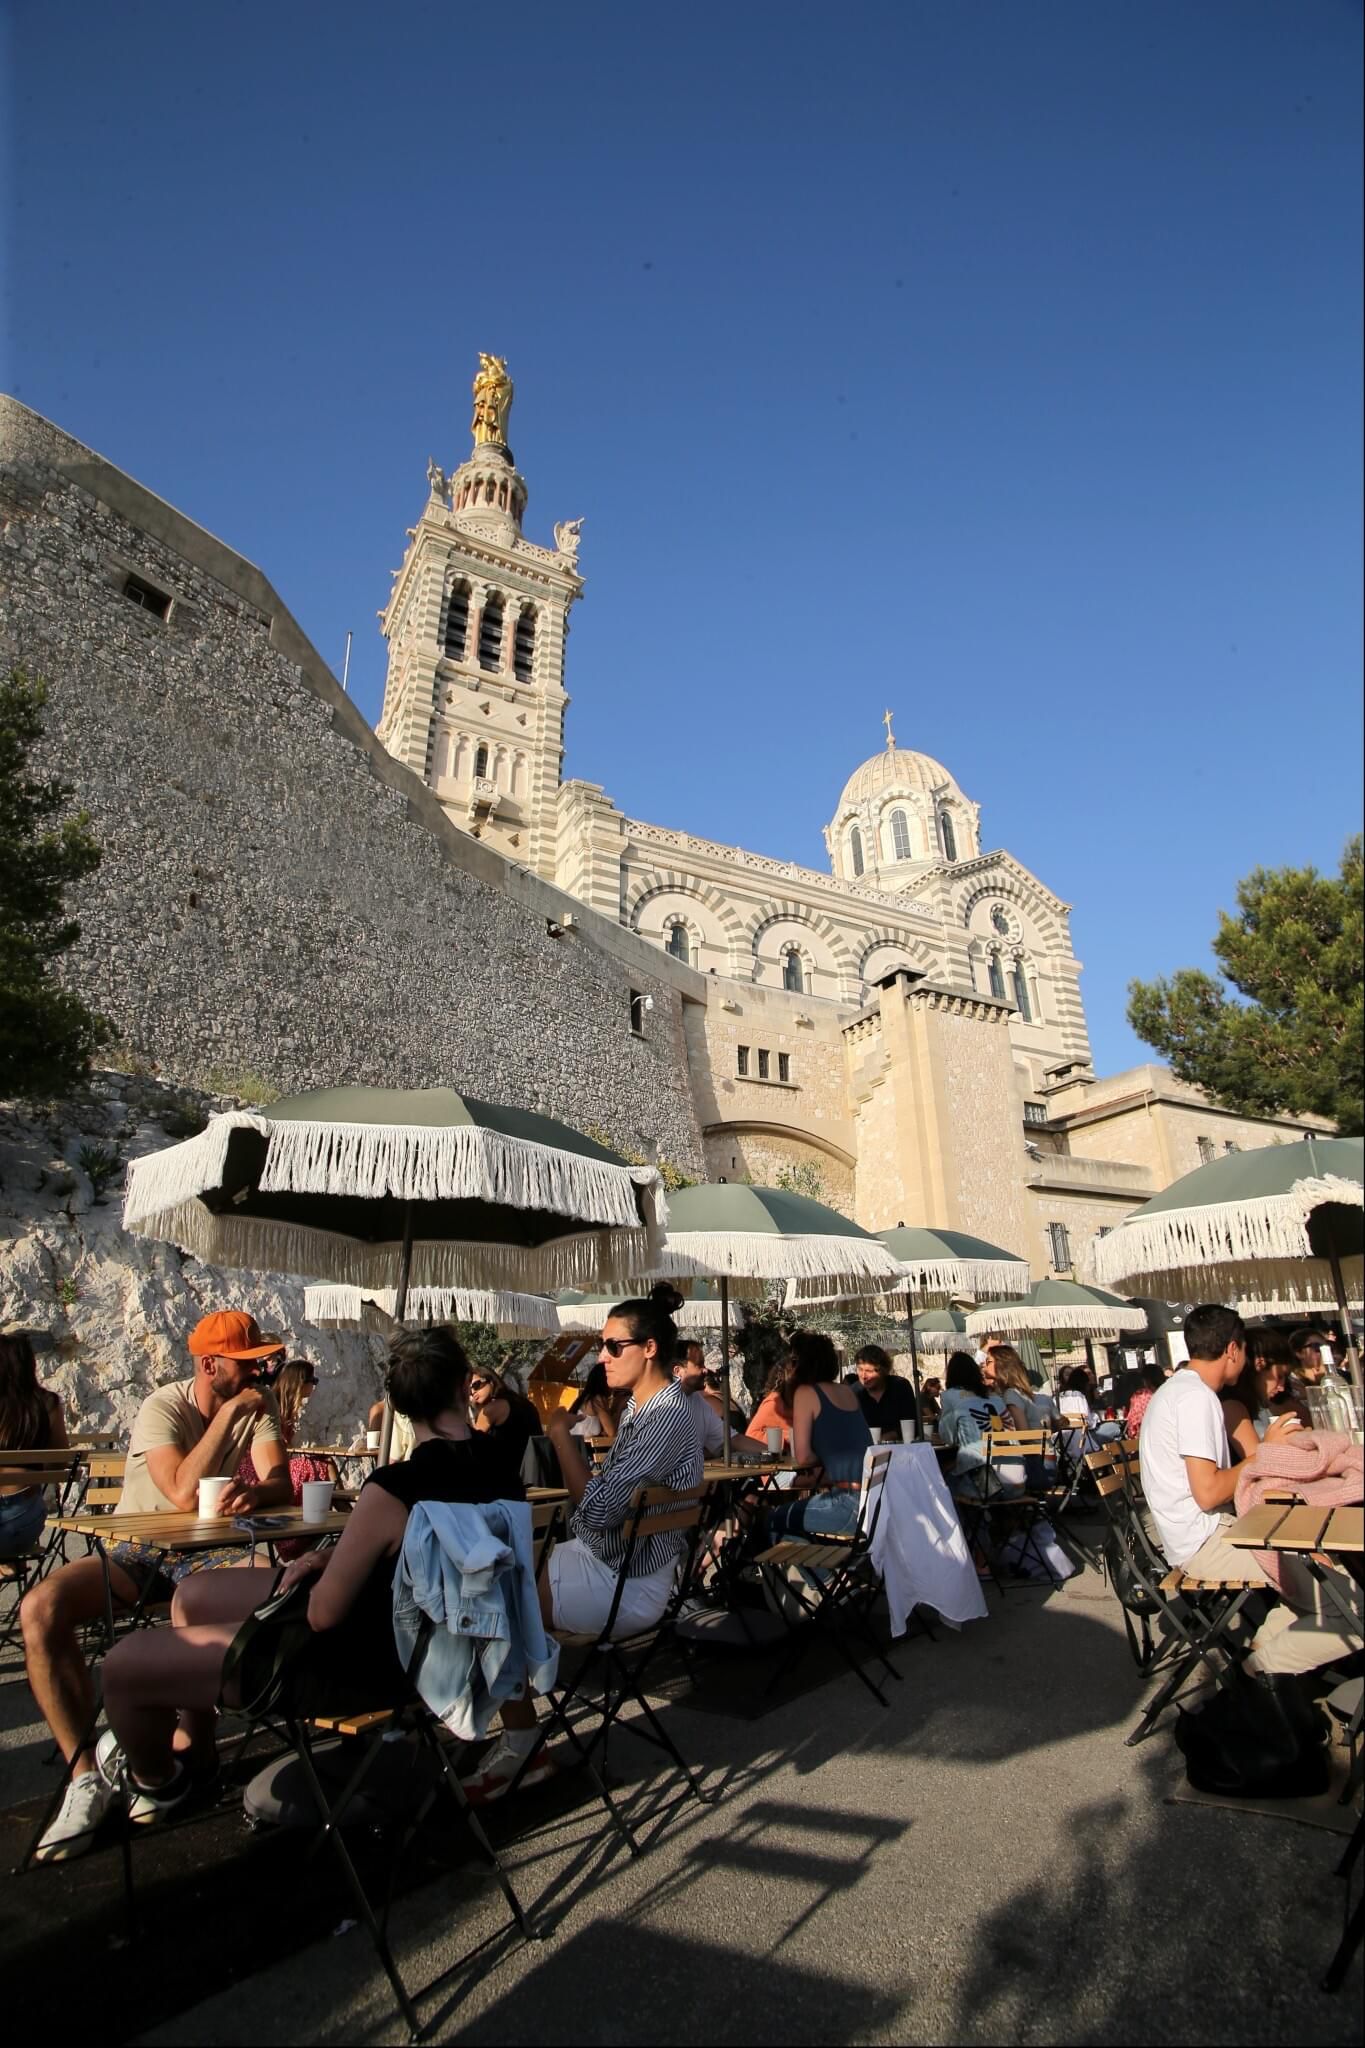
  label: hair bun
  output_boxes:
[649,1281,685,1317]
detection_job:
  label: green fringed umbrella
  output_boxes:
[966,1278,1150,1377]
[124,1086,666,1461]
[647,1183,903,1461]
[1084,1136,1363,1391]
[557,1282,729,1332]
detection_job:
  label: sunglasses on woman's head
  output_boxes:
[599,1338,642,1358]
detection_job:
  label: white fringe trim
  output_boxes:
[651,1231,901,1287]
[965,1301,1150,1336]
[304,1284,559,1335]
[890,1256,1029,1297]
[1085,1175,1364,1293]
[124,1200,656,1293]
[124,1111,666,1241]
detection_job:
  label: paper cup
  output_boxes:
[365,1430,382,1451]
[765,1427,784,1455]
[899,1420,916,1444]
[301,1480,335,1524]
[197,1476,231,1519]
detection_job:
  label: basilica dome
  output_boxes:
[834,743,964,814]
[824,729,979,883]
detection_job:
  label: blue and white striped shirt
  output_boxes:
[571,1379,704,1577]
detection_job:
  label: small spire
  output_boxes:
[883,707,896,751]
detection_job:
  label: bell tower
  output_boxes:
[377,355,583,878]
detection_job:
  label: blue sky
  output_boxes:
[5,1,1361,1075]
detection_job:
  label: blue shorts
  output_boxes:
[767,1487,861,1543]
[0,1489,46,1560]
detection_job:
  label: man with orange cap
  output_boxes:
[24,1311,292,1862]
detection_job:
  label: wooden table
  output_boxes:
[1225,1502,1363,1560]
[53,1504,352,1547]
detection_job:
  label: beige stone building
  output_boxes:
[377,367,1328,1286]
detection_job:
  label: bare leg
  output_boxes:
[103,1621,241,1787]
[21,1555,143,1776]
[166,1566,276,1759]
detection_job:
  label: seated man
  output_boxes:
[23,1309,290,1862]
[851,1345,917,1435]
[1139,1303,1363,1691]
[673,1340,726,1457]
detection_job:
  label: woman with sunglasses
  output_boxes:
[462,1281,703,1805]
[468,1363,543,1490]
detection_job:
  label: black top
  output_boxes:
[470,1394,542,1495]
[288,1434,523,1715]
[854,1374,917,1427]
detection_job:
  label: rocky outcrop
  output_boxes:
[0,1072,385,1444]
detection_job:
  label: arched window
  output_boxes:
[513,607,536,683]
[444,581,470,661]
[666,922,690,964]
[940,809,957,862]
[474,743,489,780]
[477,594,503,671]
[849,826,864,877]
[988,953,1006,1000]
[1012,964,1032,1022]
[890,809,911,861]
[783,950,804,994]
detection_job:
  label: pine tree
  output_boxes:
[1127,837,1363,1136]
[0,668,109,1099]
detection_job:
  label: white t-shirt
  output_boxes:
[1138,1367,1229,1566]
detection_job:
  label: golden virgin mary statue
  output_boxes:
[470,354,514,446]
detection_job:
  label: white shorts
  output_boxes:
[547,1538,677,1639]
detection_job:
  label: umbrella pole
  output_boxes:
[904,1282,924,1435]
[378,1205,415,1469]
[1329,1249,1362,1400]
[720,1276,732,1467]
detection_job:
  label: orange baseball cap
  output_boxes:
[188,1310,285,1361]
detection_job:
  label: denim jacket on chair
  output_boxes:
[393,1499,559,1741]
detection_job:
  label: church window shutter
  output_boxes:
[782,950,804,993]
[513,607,537,682]
[474,743,489,780]
[1012,965,1032,1022]
[940,810,957,861]
[988,954,1006,1001]
[444,581,470,660]
[478,594,504,670]
[849,826,864,877]
[667,922,690,964]
[890,809,910,861]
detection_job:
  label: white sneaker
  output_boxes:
[34,1768,116,1863]
[126,1765,193,1826]
[95,1728,127,1791]
[460,1735,556,1806]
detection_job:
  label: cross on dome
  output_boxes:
[883,707,896,750]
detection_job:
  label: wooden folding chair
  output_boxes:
[499,1484,715,1855]
[280,1697,544,2040]
[0,1448,89,1659]
[752,1450,902,1705]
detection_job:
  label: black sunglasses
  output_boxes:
[599,1338,643,1358]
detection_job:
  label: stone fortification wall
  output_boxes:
[0,399,703,1174]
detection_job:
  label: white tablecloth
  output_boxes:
[862,1443,988,1632]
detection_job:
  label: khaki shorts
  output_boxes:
[547,1539,676,1640]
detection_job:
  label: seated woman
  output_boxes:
[745,1355,798,1451]
[0,1329,68,1562]
[567,1361,628,1445]
[469,1363,543,1488]
[980,1347,1033,1430]
[918,1376,943,1430]
[765,1331,873,1542]
[97,1327,518,1822]
[465,1283,703,1803]
[1124,1362,1166,1437]
[937,1351,1008,1499]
